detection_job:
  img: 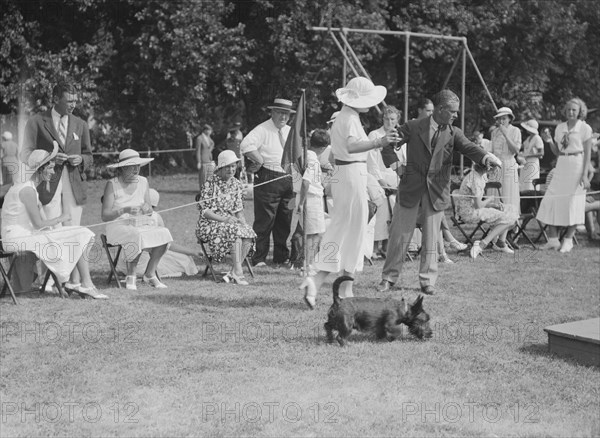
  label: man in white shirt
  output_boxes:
[241,98,295,266]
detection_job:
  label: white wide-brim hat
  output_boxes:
[216,150,241,170]
[266,98,296,113]
[494,107,515,120]
[335,76,387,109]
[520,119,539,135]
[27,142,59,172]
[107,149,154,168]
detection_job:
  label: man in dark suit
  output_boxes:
[378,89,502,295]
[21,79,93,226]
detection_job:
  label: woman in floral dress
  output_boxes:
[196,150,256,285]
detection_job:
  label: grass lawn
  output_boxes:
[1,173,599,437]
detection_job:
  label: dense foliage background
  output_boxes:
[1,0,598,166]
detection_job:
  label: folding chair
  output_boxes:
[531,177,549,244]
[450,189,491,245]
[0,236,68,301]
[195,193,254,282]
[100,233,123,288]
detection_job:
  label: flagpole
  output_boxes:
[300,89,308,276]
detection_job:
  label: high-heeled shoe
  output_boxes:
[224,271,249,285]
[142,275,167,289]
[299,277,316,309]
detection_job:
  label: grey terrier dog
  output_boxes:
[324,276,433,346]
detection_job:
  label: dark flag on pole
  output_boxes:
[281,90,307,175]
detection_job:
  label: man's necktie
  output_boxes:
[59,116,68,145]
[278,130,285,147]
[431,124,446,150]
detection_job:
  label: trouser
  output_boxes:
[382,190,444,287]
[43,170,83,226]
[252,168,293,264]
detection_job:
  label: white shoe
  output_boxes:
[439,255,454,264]
[539,239,561,251]
[470,241,483,259]
[492,242,514,254]
[143,275,167,289]
[125,275,137,290]
[559,239,574,253]
[448,240,468,251]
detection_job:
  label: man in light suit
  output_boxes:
[378,89,501,295]
[20,79,93,287]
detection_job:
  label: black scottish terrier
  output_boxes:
[324,276,433,346]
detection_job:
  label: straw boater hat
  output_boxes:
[106,149,154,168]
[27,142,58,172]
[520,119,539,135]
[493,107,515,120]
[335,76,387,109]
[216,150,240,170]
[266,98,296,113]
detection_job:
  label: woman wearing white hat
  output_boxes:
[1,144,107,299]
[300,76,400,308]
[537,98,593,253]
[101,149,173,290]
[490,107,522,244]
[518,119,544,192]
[196,150,256,285]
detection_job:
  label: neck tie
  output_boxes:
[278,129,285,147]
[431,124,446,150]
[59,115,68,145]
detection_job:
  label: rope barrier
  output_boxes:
[451,190,600,199]
[92,148,195,156]
[0,174,291,242]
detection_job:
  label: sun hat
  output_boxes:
[266,98,296,113]
[493,107,515,120]
[27,142,59,172]
[327,111,340,125]
[149,189,160,207]
[335,76,387,109]
[2,131,13,141]
[106,149,154,168]
[216,150,240,170]
[520,119,539,135]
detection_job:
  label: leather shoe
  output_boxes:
[420,285,436,295]
[377,280,392,292]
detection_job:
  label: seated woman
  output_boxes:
[101,149,173,290]
[116,189,200,278]
[455,162,519,259]
[1,145,107,299]
[196,150,256,285]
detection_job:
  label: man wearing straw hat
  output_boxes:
[240,98,296,267]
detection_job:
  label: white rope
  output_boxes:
[451,189,600,199]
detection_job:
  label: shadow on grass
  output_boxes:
[519,343,600,369]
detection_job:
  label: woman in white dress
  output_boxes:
[518,119,544,192]
[490,107,522,216]
[1,144,107,299]
[300,77,400,309]
[101,149,173,290]
[537,98,593,253]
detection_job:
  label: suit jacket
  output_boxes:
[381,116,487,211]
[21,109,93,205]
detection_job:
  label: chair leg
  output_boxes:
[101,234,122,288]
[0,260,18,305]
[244,257,255,278]
[200,241,218,282]
[40,270,68,298]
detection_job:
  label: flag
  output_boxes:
[281,90,306,175]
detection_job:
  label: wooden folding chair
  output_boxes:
[450,189,490,245]
[195,193,254,282]
[100,233,123,288]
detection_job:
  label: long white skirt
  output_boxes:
[106,213,173,262]
[2,225,94,283]
[314,163,368,273]
[536,155,586,226]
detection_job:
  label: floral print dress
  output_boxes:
[196,175,255,262]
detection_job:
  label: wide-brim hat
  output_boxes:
[520,119,539,135]
[27,142,59,172]
[494,107,515,120]
[266,98,296,113]
[106,148,154,168]
[335,76,387,109]
[216,150,240,170]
